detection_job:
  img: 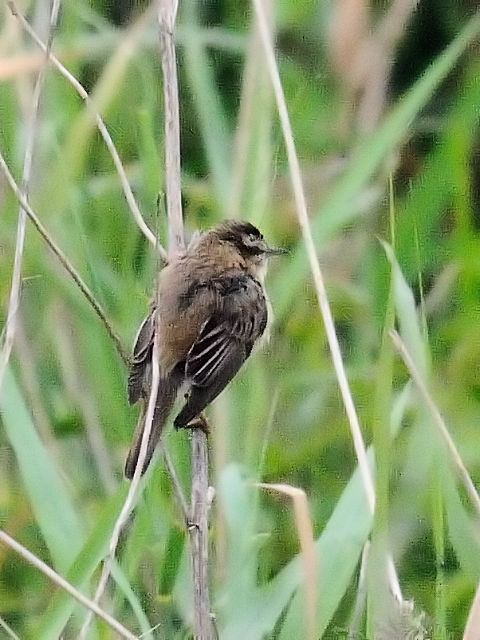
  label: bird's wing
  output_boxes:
[175,274,267,427]
[127,308,155,405]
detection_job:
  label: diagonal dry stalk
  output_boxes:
[0,614,20,640]
[0,0,60,394]
[327,0,418,133]
[7,0,167,261]
[0,529,139,640]
[247,2,427,630]
[0,148,129,366]
[250,0,375,515]
[390,329,480,518]
[357,0,418,131]
[78,334,161,639]
[464,579,480,640]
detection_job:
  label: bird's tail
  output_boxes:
[124,377,178,479]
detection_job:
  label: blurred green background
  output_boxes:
[1,0,480,638]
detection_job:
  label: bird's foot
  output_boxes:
[184,413,210,435]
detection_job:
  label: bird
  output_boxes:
[124,220,285,479]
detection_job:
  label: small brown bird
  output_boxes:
[125,220,285,478]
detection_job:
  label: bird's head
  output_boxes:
[211,220,286,278]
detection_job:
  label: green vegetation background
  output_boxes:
[1,0,480,637]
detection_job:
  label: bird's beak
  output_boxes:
[264,244,288,256]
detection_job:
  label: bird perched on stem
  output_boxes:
[125,220,285,479]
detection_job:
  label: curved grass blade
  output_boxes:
[0,367,84,573]
[274,11,480,319]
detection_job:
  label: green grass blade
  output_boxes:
[443,474,480,584]
[220,384,411,640]
[181,1,232,210]
[217,464,260,621]
[221,454,373,640]
[396,61,480,280]
[368,246,396,628]
[274,10,480,318]
[34,486,128,640]
[382,241,428,377]
[276,387,412,639]
[432,466,447,640]
[111,560,153,639]
[0,367,84,573]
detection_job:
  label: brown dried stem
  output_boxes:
[0,148,129,367]
[0,0,60,393]
[190,426,212,638]
[7,0,167,260]
[0,529,139,640]
[251,0,375,514]
[0,615,20,640]
[158,1,212,637]
[78,334,161,639]
[158,0,184,253]
[161,444,190,523]
[390,329,480,519]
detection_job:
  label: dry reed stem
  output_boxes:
[463,579,480,639]
[377,0,419,52]
[0,148,129,366]
[357,0,419,131]
[158,0,184,253]
[0,0,60,395]
[0,529,139,640]
[190,427,211,638]
[390,329,480,519]
[78,334,160,640]
[257,483,317,640]
[78,335,161,639]
[251,0,376,514]
[7,0,167,260]
[0,615,20,640]
[6,0,189,495]
[2,4,188,636]
[328,0,418,132]
[69,3,157,154]
[161,444,190,524]
[158,0,212,636]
